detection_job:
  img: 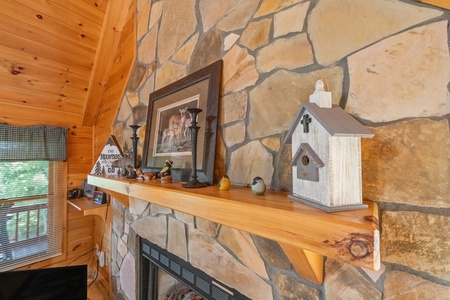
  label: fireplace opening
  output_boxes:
[140,238,250,300]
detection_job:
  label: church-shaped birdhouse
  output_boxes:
[284,79,374,212]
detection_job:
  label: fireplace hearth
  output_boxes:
[140,238,250,300]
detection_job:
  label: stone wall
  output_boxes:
[110,0,450,299]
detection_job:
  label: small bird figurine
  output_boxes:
[218,175,231,191]
[158,159,173,178]
[251,176,266,196]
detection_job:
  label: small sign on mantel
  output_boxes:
[90,135,124,176]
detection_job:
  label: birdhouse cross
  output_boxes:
[301,114,312,133]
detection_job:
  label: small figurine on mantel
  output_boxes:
[111,152,134,177]
[309,77,332,108]
[135,168,156,180]
[158,159,173,183]
[218,175,231,191]
[251,177,266,196]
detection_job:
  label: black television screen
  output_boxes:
[0,265,87,300]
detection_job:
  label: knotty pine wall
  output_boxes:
[54,0,135,287]
[47,0,135,288]
[92,0,137,287]
[4,3,136,294]
[65,125,96,268]
[94,2,137,158]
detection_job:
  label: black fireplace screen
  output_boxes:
[140,238,250,300]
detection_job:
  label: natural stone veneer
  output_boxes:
[131,215,167,248]
[128,198,148,215]
[148,1,162,30]
[218,226,269,279]
[308,0,442,66]
[273,271,320,300]
[155,60,186,90]
[256,33,314,73]
[248,67,343,139]
[324,259,382,299]
[252,235,292,270]
[222,45,259,93]
[219,90,248,125]
[222,121,246,148]
[167,217,188,261]
[384,270,450,299]
[254,0,303,18]
[157,0,196,63]
[188,29,223,74]
[120,252,136,300]
[172,33,199,65]
[195,217,220,237]
[228,140,274,186]
[199,0,256,32]
[273,2,309,38]
[347,21,450,122]
[240,18,271,51]
[362,119,450,208]
[188,228,273,300]
[215,0,260,32]
[138,26,157,65]
[382,211,450,280]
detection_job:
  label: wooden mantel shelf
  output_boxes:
[88,175,380,284]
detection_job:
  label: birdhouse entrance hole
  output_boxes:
[302,155,310,166]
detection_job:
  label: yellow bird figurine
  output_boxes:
[218,175,231,191]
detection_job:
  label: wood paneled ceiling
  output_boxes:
[0,0,134,127]
[0,0,446,128]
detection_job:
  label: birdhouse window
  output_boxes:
[291,143,324,182]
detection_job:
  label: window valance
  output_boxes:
[0,124,67,161]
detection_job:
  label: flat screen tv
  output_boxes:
[0,265,87,300]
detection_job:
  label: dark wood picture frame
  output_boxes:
[142,60,222,185]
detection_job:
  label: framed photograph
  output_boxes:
[142,60,222,185]
[92,191,106,204]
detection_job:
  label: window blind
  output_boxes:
[0,125,67,271]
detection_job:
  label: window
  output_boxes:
[0,125,67,271]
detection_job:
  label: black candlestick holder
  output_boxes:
[182,108,207,188]
[126,125,141,179]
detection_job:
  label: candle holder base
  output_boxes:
[182,179,207,188]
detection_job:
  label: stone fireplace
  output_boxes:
[140,237,249,299]
[108,0,450,298]
[93,173,381,299]
[111,197,293,300]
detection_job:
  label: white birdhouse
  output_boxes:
[284,80,374,212]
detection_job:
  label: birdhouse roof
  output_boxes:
[284,103,374,144]
[291,143,324,167]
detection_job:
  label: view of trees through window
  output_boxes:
[0,161,49,260]
[0,161,49,198]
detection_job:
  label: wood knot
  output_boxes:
[349,240,369,258]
